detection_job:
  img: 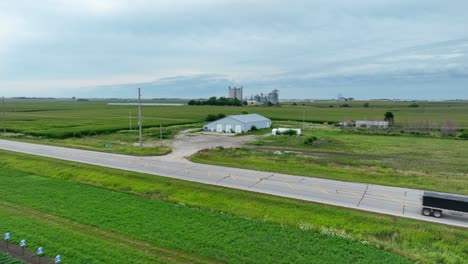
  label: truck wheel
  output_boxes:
[432,210,442,218]
[422,208,431,216]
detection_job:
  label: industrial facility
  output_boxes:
[228,87,243,101]
[251,90,279,104]
[204,114,272,133]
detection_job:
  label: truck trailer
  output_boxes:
[422,191,468,218]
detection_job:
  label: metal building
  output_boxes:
[204,114,272,133]
[229,86,243,101]
[251,90,279,104]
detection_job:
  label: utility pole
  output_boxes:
[138,88,143,148]
[2,96,6,133]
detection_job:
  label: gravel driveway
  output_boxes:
[161,129,256,162]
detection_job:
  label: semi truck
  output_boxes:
[422,191,468,218]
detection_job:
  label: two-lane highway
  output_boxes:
[0,139,466,228]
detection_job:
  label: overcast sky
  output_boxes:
[1,0,467,99]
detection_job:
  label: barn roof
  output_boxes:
[229,114,271,123]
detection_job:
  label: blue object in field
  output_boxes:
[20,239,26,247]
[4,233,10,240]
[55,255,62,263]
[37,247,44,255]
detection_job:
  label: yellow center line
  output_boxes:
[382,193,403,204]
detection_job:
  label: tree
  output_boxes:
[384,112,394,126]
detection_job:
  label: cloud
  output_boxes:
[0,1,468,99]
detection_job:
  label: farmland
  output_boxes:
[0,253,24,264]
[2,99,468,156]
[0,162,411,263]
[1,99,468,263]
[2,99,468,138]
[193,122,468,195]
[0,151,467,263]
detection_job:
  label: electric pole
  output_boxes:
[2,96,6,133]
[138,88,143,148]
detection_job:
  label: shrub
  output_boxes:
[205,114,218,122]
[459,130,468,139]
[241,110,249,115]
[340,104,351,108]
[282,129,298,136]
[304,136,319,145]
[363,102,370,108]
[408,103,419,108]
[250,126,258,132]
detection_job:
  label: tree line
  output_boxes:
[188,97,243,106]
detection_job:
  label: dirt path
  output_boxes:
[0,200,222,264]
[161,129,256,162]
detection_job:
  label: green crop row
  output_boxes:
[0,151,466,263]
[0,253,25,264]
[0,168,409,264]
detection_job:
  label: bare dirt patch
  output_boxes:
[159,129,256,162]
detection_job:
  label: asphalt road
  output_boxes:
[0,139,466,228]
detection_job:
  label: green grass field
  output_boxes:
[0,166,409,263]
[0,253,24,264]
[0,151,467,263]
[192,123,468,195]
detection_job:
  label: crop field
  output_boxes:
[0,253,24,264]
[193,122,468,195]
[1,99,468,263]
[0,165,410,264]
[2,99,468,156]
[0,151,467,263]
[2,99,468,139]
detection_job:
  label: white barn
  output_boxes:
[204,114,272,133]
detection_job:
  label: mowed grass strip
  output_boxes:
[0,168,408,264]
[0,151,466,263]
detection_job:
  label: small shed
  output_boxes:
[204,114,272,133]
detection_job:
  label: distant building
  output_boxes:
[355,121,389,128]
[251,90,279,104]
[229,86,243,101]
[337,93,354,102]
[341,120,389,129]
[204,114,272,133]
